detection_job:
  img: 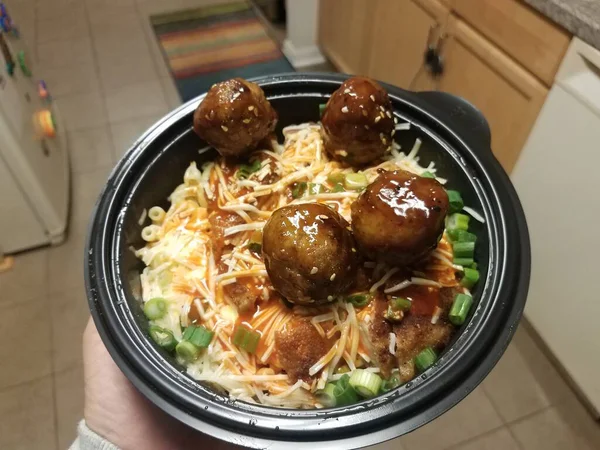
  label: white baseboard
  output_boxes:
[282,39,327,68]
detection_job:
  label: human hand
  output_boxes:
[83,318,238,450]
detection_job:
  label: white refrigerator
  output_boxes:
[0,26,69,254]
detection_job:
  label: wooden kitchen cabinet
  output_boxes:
[367,0,448,90]
[438,17,547,172]
[318,0,373,74]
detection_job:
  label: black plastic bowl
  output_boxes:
[85,73,530,449]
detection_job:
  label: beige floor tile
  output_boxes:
[54,366,85,449]
[50,287,90,372]
[55,91,107,131]
[161,76,182,109]
[36,0,81,19]
[0,298,52,389]
[448,428,520,450]
[368,437,406,449]
[85,0,137,25]
[401,387,503,450]
[0,247,48,308]
[510,407,596,450]
[110,114,163,158]
[37,6,89,43]
[104,80,168,123]
[47,227,86,295]
[36,37,95,69]
[97,48,159,92]
[68,126,115,173]
[40,63,101,98]
[0,377,57,450]
[69,164,113,229]
[482,326,556,422]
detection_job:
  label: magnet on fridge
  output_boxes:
[38,80,50,101]
[33,109,56,139]
[17,50,30,76]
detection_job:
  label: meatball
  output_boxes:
[262,203,358,305]
[351,170,448,266]
[321,76,394,166]
[193,78,277,157]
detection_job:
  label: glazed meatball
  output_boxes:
[351,170,448,266]
[321,76,394,166]
[262,203,358,305]
[193,78,277,157]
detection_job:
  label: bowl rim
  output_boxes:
[85,73,530,449]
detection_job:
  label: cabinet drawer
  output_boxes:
[452,0,570,86]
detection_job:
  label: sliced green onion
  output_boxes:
[349,369,382,398]
[148,325,177,351]
[327,172,345,184]
[232,325,261,353]
[176,340,200,361]
[446,190,464,214]
[421,171,435,179]
[292,181,307,199]
[248,242,262,253]
[346,293,372,307]
[182,325,195,341]
[331,182,345,193]
[449,293,473,326]
[316,383,337,407]
[385,305,404,322]
[391,297,412,311]
[319,103,326,117]
[334,374,359,405]
[447,213,470,231]
[308,182,325,195]
[461,267,480,289]
[188,325,214,348]
[236,159,262,179]
[447,229,477,242]
[453,257,474,267]
[144,297,168,320]
[381,374,401,393]
[453,241,475,258]
[344,172,368,190]
[414,347,437,372]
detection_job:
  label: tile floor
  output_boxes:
[1,0,599,449]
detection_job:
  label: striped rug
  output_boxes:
[151,1,293,102]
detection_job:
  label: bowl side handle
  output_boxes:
[416,91,492,151]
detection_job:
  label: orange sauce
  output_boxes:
[397,285,440,316]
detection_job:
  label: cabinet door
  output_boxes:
[439,17,547,172]
[367,0,449,89]
[318,0,373,74]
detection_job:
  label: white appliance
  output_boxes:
[512,37,600,416]
[0,29,69,254]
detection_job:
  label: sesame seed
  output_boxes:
[243,118,251,124]
[370,95,375,101]
[362,110,368,117]
[351,248,357,253]
[204,114,211,120]
[341,106,349,113]
[253,109,259,117]
[330,273,336,281]
[335,150,348,157]
[374,116,381,123]
[311,267,318,274]
[317,214,329,220]
[386,111,392,118]
[248,105,255,111]
[221,125,229,132]
[391,129,396,136]
[364,125,370,129]
[344,89,350,94]
[379,105,385,112]
[327,295,334,301]
[394,117,398,124]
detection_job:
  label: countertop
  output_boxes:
[523,0,600,49]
